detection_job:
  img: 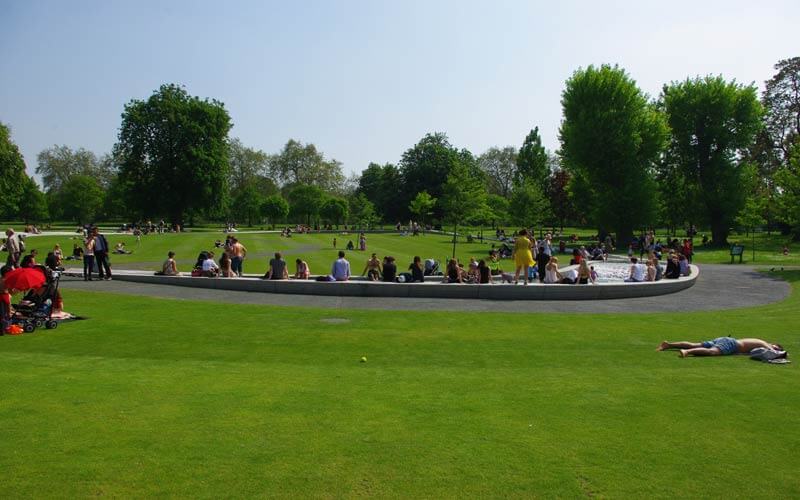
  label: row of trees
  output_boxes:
[1,58,798,244]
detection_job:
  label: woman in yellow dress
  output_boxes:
[512,229,534,285]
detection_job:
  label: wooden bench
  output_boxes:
[730,244,745,264]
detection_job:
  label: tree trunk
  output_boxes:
[710,222,729,247]
[616,226,633,249]
[451,224,458,257]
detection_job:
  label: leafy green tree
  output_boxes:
[35,145,99,193]
[408,191,437,230]
[440,162,487,258]
[261,195,289,229]
[0,122,28,218]
[762,57,800,165]
[320,197,349,227]
[18,176,49,222]
[547,169,576,232]
[399,133,476,220]
[662,76,763,245]
[287,184,324,225]
[516,127,549,192]
[509,180,550,229]
[348,193,378,228]
[231,184,264,226]
[560,64,668,244]
[270,139,344,192]
[115,83,232,225]
[485,194,510,228]
[775,149,800,238]
[356,162,402,222]
[228,138,271,195]
[478,146,518,197]
[58,175,104,224]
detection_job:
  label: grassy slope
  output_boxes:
[1,273,798,497]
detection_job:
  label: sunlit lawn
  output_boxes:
[1,271,798,497]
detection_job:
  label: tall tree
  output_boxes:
[270,139,344,192]
[399,133,473,220]
[231,184,264,226]
[18,176,49,222]
[287,184,324,225]
[115,83,232,225]
[319,197,349,227]
[348,193,378,228]
[408,191,437,230]
[516,127,549,192]
[560,64,668,244]
[775,149,800,238]
[485,194,510,228]
[35,145,100,193]
[662,76,763,245]
[57,175,105,224]
[356,162,402,222]
[547,169,576,231]
[478,146,518,197]
[509,180,550,229]
[261,195,289,229]
[228,138,271,195]
[440,162,487,258]
[0,122,28,218]
[762,57,800,165]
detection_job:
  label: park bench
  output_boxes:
[730,244,745,263]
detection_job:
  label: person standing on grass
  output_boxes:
[331,251,351,281]
[4,228,20,268]
[92,227,112,280]
[83,233,96,281]
[657,337,785,358]
[230,237,247,277]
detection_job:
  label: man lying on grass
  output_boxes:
[657,337,786,358]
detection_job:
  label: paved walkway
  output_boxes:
[58,264,790,313]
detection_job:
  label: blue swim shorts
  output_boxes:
[702,336,738,355]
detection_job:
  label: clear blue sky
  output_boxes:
[2,0,798,181]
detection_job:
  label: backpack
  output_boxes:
[17,235,25,253]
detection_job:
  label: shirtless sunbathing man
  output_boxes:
[657,337,784,358]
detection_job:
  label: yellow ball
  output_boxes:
[360,356,367,363]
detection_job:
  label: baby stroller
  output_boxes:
[424,259,439,276]
[12,266,61,333]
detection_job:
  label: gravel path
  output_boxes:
[58,264,790,314]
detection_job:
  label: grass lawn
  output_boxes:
[1,272,799,497]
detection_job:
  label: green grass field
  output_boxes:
[1,270,799,497]
[20,229,800,276]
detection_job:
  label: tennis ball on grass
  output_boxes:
[360,356,367,363]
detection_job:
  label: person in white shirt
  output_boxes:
[626,257,646,282]
[202,251,220,277]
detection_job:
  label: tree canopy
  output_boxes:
[0,122,30,218]
[270,139,344,193]
[478,146,518,198]
[560,64,668,243]
[661,75,762,245]
[115,83,232,224]
[516,127,549,192]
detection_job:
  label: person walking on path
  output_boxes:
[92,227,112,280]
[512,229,534,285]
[230,238,247,276]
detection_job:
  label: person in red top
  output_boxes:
[681,239,693,263]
